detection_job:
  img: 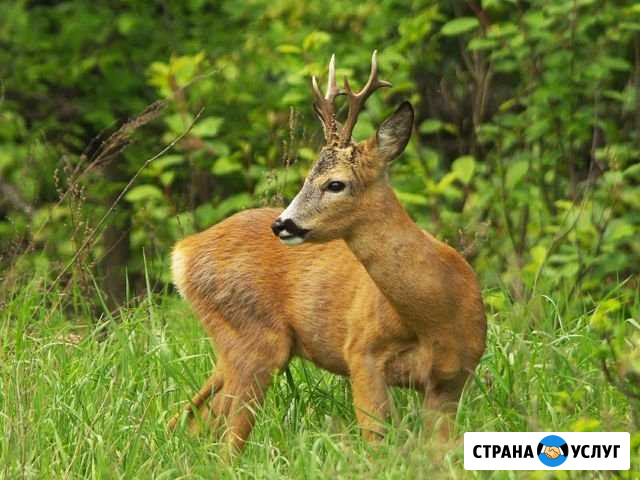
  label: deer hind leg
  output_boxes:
[209,365,277,453]
[423,370,469,440]
[204,326,292,453]
[167,370,224,432]
[171,347,289,453]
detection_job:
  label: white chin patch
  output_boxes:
[280,235,305,246]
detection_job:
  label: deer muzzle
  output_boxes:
[271,217,310,246]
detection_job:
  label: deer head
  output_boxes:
[272,51,414,245]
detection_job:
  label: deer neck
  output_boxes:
[344,183,439,324]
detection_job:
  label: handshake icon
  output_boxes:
[537,435,569,466]
[543,445,562,459]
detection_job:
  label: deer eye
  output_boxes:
[325,181,346,193]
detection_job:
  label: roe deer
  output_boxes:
[169,51,486,452]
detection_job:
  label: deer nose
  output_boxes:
[271,218,286,236]
[271,218,310,238]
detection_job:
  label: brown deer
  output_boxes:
[168,51,486,452]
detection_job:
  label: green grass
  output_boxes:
[1,278,638,479]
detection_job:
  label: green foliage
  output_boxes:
[1,0,638,298]
[441,17,480,36]
[0,282,638,478]
[0,0,638,474]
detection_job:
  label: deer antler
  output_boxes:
[311,54,342,143]
[311,51,391,146]
[339,50,391,146]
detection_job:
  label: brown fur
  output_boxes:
[168,102,486,452]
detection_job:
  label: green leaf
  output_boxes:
[208,141,231,157]
[452,155,475,184]
[197,193,254,225]
[165,113,194,135]
[212,156,242,176]
[484,291,506,311]
[125,185,163,203]
[160,171,175,187]
[419,119,444,134]
[435,171,458,194]
[531,245,547,266]
[116,14,137,35]
[505,160,529,189]
[194,203,217,226]
[298,147,316,161]
[276,44,301,54]
[623,162,640,179]
[303,31,331,51]
[441,17,479,36]
[523,11,548,28]
[395,190,428,206]
[605,220,634,242]
[152,154,184,172]
[191,117,223,138]
[216,192,253,217]
[601,56,631,72]
[468,37,498,51]
[589,299,622,333]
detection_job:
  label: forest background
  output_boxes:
[0,1,638,478]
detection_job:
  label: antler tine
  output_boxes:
[311,74,323,101]
[339,50,392,146]
[325,54,340,100]
[311,54,341,142]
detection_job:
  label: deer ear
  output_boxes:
[375,101,414,162]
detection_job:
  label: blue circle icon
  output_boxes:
[537,435,569,467]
